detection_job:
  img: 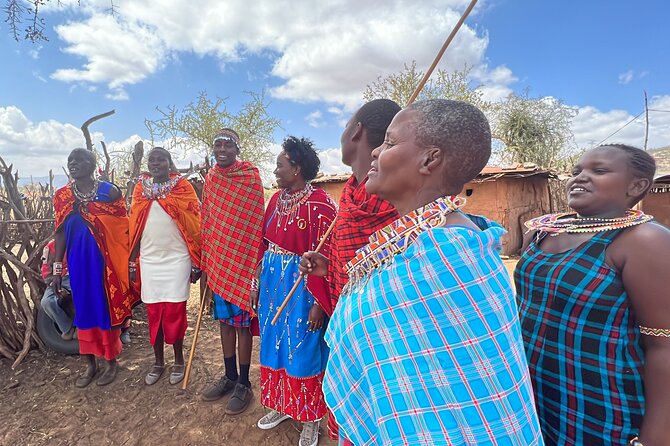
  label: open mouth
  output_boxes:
[570,186,589,193]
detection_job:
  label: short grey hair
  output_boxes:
[409,99,491,185]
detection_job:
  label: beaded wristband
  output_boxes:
[251,278,260,292]
[129,261,137,268]
[52,262,63,276]
[639,325,670,337]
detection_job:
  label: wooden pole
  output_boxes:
[181,283,209,390]
[406,0,479,105]
[644,90,650,151]
[270,220,335,325]
[270,0,479,325]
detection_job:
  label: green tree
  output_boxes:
[145,91,281,175]
[364,63,577,169]
[493,91,577,168]
[363,61,488,109]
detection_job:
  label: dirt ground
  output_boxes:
[0,288,338,446]
[0,259,521,446]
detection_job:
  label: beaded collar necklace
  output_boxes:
[141,175,180,200]
[71,179,99,202]
[344,196,464,293]
[524,209,653,236]
[276,183,313,216]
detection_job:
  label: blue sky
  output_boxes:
[1,0,669,177]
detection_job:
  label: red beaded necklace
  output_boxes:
[525,209,653,236]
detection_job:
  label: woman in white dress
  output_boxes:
[129,147,202,385]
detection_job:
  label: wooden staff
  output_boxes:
[270,220,335,325]
[407,0,479,105]
[269,0,479,325]
[182,282,209,390]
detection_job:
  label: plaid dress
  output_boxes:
[325,214,543,445]
[515,230,645,445]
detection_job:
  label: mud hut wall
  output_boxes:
[459,176,551,256]
[641,192,670,228]
[315,182,347,204]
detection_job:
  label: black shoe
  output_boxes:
[201,376,236,401]
[225,383,253,415]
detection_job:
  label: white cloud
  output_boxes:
[0,106,102,176]
[570,95,670,150]
[618,70,634,85]
[318,148,350,175]
[105,88,129,101]
[32,71,47,83]
[28,45,42,60]
[305,110,325,128]
[51,13,168,97]
[48,0,513,108]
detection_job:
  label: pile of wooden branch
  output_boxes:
[0,156,54,367]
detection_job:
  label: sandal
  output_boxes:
[75,367,97,388]
[169,364,185,385]
[144,365,165,386]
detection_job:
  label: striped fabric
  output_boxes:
[324,215,543,445]
[201,161,264,313]
[329,176,398,303]
[515,230,645,445]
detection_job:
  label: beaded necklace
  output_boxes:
[71,179,99,202]
[141,175,180,200]
[344,196,464,293]
[276,183,313,216]
[524,209,653,236]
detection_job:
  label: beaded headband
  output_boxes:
[213,129,240,148]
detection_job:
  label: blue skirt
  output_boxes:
[258,250,328,376]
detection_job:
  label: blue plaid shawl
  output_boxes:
[323,215,543,445]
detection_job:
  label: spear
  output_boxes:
[271,0,480,325]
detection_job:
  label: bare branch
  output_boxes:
[81,109,115,151]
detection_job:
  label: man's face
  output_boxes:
[212,139,238,168]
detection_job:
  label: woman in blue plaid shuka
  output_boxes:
[302,100,543,445]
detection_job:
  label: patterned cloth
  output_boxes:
[201,161,264,314]
[328,176,397,304]
[212,293,252,328]
[54,181,137,329]
[130,174,202,268]
[328,175,396,442]
[324,212,543,446]
[258,187,337,422]
[515,229,645,445]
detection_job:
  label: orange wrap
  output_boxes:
[54,183,138,327]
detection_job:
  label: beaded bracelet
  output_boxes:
[129,260,137,268]
[52,262,63,276]
[639,325,670,337]
[251,278,260,292]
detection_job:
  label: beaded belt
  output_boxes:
[267,243,299,256]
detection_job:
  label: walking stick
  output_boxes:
[182,282,209,390]
[270,0,479,326]
[270,220,335,325]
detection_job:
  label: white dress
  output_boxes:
[139,201,191,303]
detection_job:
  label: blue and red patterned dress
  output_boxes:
[515,230,645,445]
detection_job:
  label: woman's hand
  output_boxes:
[190,266,202,283]
[307,303,325,332]
[250,289,260,315]
[51,275,62,297]
[299,252,329,277]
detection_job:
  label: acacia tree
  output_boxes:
[493,91,577,168]
[144,90,281,176]
[364,61,489,110]
[364,63,577,169]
